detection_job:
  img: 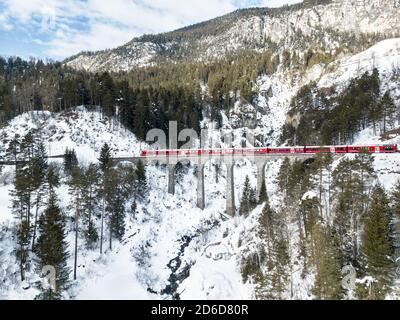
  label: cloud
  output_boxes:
[0,0,302,59]
[46,22,136,58]
[0,12,13,30]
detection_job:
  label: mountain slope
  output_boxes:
[65,0,400,72]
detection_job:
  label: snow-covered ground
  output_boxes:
[0,108,260,300]
[1,111,400,299]
[318,38,400,90]
[0,107,145,161]
[2,38,400,300]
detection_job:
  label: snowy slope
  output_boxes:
[0,109,259,300]
[318,38,400,89]
[2,36,400,300]
[0,107,145,162]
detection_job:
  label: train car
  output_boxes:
[178,149,199,156]
[334,146,348,153]
[268,148,292,154]
[348,145,376,153]
[243,148,256,155]
[255,148,269,155]
[153,150,167,156]
[224,149,235,155]
[294,147,306,154]
[304,146,331,153]
[380,144,397,153]
[205,149,223,156]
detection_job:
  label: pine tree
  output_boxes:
[332,159,355,194]
[16,219,29,282]
[20,131,35,161]
[68,167,84,280]
[36,193,70,299]
[122,165,138,219]
[6,135,21,169]
[354,150,375,216]
[239,175,257,217]
[311,224,343,300]
[332,193,352,265]
[99,143,112,174]
[31,141,48,251]
[214,162,221,183]
[11,164,32,281]
[98,143,112,254]
[249,187,257,209]
[391,180,400,219]
[18,132,37,239]
[258,178,267,204]
[258,196,274,247]
[135,159,148,200]
[380,91,396,134]
[64,148,78,176]
[277,158,291,196]
[253,267,271,300]
[255,214,290,300]
[105,168,126,247]
[332,156,373,261]
[358,185,394,299]
[47,164,60,198]
[299,196,321,239]
[0,144,4,174]
[311,152,333,216]
[269,233,290,299]
[81,164,99,248]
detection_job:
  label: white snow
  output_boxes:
[319,38,400,89]
[302,191,317,201]
[76,244,153,300]
[0,185,12,224]
[2,34,400,299]
[0,107,145,163]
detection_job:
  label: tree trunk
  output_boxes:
[100,197,105,254]
[319,167,323,216]
[88,187,93,243]
[327,169,331,222]
[31,192,40,251]
[26,193,31,235]
[383,114,386,134]
[372,119,376,136]
[74,194,79,280]
[20,246,25,282]
[88,188,92,226]
[109,214,112,251]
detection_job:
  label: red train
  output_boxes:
[140,144,398,157]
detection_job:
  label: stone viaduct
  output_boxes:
[113,154,316,217]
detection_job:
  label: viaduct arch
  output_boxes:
[113,154,316,217]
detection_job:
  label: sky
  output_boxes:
[0,0,302,61]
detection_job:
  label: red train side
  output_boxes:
[140,144,397,157]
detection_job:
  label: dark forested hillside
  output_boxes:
[0,50,280,140]
[280,69,398,146]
